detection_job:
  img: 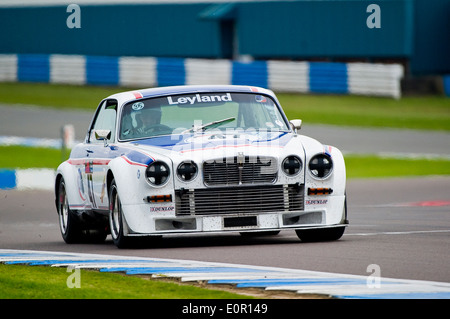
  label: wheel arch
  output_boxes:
[55,161,85,212]
[54,173,63,212]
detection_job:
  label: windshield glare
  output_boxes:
[119,92,289,141]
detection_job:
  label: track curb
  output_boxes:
[1,249,450,299]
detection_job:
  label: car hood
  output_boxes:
[125,131,300,163]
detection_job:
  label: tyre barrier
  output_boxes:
[0,54,404,98]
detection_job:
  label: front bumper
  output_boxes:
[121,195,346,236]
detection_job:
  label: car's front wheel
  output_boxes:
[109,179,129,248]
[295,226,346,242]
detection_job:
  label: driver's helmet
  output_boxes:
[136,106,162,129]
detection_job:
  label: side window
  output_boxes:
[89,99,117,143]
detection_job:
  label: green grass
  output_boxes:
[345,155,450,179]
[1,145,449,179]
[0,82,120,110]
[278,93,450,132]
[0,264,251,299]
[0,82,449,131]
[0,145,66,169]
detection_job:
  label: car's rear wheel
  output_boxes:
[57,178,82,243]
[109,179,129,248]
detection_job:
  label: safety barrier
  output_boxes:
[0,54,404,98]
[0,168,55,190]
[444,75,450,97]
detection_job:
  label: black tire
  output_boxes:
[57,178,83,243]
[295,226,346,242]
[109,179,130,248]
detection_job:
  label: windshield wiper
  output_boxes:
[182,117,236,134]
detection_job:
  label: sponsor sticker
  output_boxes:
[305,199,328,205]
[150,206,175,212]
[255,95,267,103]
[167,93,232,105]
[132,102,145,111]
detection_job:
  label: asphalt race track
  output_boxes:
[1,176,450,284]
[1,103,450,294]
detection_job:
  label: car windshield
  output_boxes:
[119,92,289,141]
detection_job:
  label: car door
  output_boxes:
[84,99,118,211]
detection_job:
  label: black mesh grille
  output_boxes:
[175,184,304,216]
[203,156,277,186]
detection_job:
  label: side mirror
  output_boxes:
[289,119,302,133]
[95,129,111,147]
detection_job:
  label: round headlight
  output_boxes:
[282,156,302,176]
[309,154,333,178]
[146,161,170,186]
[177,161,198,181]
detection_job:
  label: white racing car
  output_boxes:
[55,85,348,248]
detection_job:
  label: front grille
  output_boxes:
[175,184,304,216]
[203,156,277,186]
